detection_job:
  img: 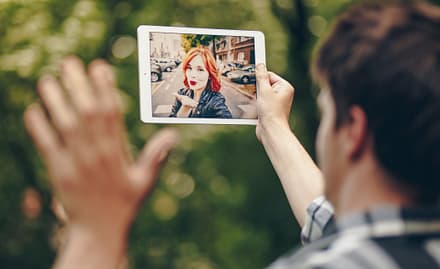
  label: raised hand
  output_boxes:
[24,56,178,269]
[173,92,199,108]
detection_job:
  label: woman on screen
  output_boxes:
[170,47,232,118]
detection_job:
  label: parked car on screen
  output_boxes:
[150,62,162,82]
[173,58,182,67]
[221,62,244,76]
[152,58,176,72]
[227,65,256,84]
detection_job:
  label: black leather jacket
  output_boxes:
[169,87,232,118]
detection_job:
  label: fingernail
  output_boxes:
[25,104,39,119]
[102,64,115,84]
[59,56,80,74]
[157,148,170,163]
[59,59,69,74]
[40,75,53,82]
[39,75,54,87]
[157,131,178,163]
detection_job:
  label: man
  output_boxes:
[259,1,440,268]
[24,1,440,268]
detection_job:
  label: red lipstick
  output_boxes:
[189,80,197,86]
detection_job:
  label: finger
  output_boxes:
[172,93,182,101]
[268,72,295,95]
[255,122,263,143]
[24,103,63,163]
[268,71,285,85]
[25,104,78,192]
[59,56,97,123]
[256,63,271,96]
[180,96,198,107]
[38,73,98,169]
[189,99,198,107]
[51,197,69,223]
[60,57,117,169]
[37,75,77,139]
[88,59,118,112]
[88,60,133,162]
[88,60,121,131]
[185,99,197,108]
[131,128,179,195]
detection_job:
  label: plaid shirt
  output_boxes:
[267,196,440,269]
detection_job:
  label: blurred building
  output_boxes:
[150,33,184,59]
[215,36,255,65]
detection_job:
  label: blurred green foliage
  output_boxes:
[2,0,438,268]
[181,34,222,53]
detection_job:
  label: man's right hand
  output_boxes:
[255,63,295,142]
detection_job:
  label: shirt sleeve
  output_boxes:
[300,196,336,244]
[265,197,336,269]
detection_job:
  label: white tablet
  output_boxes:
[137,25,265,125]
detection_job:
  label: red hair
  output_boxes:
[182,47,221,92]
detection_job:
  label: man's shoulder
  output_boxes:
[268,238,374,269]
[268,235,440,269]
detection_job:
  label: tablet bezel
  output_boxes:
[137,25,265,125]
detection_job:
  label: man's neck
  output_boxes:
[334,156,413,218]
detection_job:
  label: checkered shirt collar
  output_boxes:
[336,205,440,238]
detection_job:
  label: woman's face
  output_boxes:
[185,54,209,91]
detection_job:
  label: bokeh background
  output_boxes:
[1,0,439,268]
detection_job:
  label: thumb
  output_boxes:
[131,128,179,194]
[256,63,271,96]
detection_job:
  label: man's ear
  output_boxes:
[342,105,369,160]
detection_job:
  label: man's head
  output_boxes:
[313,1,440,204]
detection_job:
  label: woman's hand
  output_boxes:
[172,93,198,117]
[24,56,178,269]
[173,93,198,108]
